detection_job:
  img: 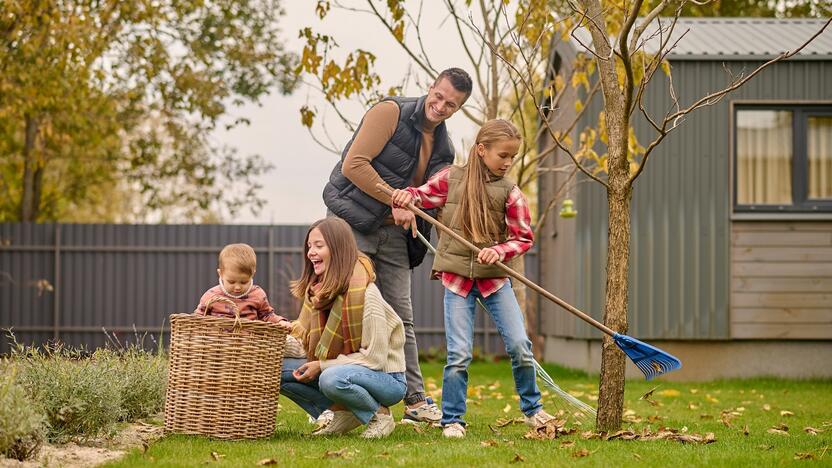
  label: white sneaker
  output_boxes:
[401,397,442,424]
[309,409,334,426]
[524,409,556,428]
[442,422,466,438]
[312,411,361,435]
[361,410,396,439]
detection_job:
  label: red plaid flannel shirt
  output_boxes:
[405,166,533,298]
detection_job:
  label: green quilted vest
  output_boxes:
[432,165,522,278]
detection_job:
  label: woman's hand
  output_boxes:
[293,361,322,383]
[477,247,501,265]
[390,189,414,208]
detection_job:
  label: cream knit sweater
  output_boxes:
[319,283,406,373]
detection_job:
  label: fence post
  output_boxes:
[268,226,274,298]
[53,224,61,341]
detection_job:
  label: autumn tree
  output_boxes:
[0,0,297,222]
[488,1,829,430]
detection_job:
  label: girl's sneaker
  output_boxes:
[312,411,361,435]
[361,410,396,439]
[309,409,334,426]
[401,397,442,424]
[524,409,556,428]
[442,423,466,438]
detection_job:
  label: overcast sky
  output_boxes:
[214,2,481,225]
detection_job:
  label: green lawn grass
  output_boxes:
[108,361,832,467]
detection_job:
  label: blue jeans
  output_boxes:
[280,358,406,424]
[280,358,332,419]
[441,282,542,426]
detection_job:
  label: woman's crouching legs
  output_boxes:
[318,365,406,427]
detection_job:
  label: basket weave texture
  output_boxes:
[164,296,287,439]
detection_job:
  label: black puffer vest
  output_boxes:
[323,95,455,267]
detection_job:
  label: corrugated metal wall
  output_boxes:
[541,58,832,340]
[0,223,537,354]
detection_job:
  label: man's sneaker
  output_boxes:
[312,411,361,435]
[309,409,334,426]
[401,397,442,424]
[360,410,396,439]
[442,422,466,438]
[524,409,556,428]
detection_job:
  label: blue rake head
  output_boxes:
[613,333,682,380]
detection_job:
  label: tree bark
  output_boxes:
[20,115,40,222]
[595,186,632,431]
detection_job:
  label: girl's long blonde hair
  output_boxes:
[290,217,359,305]
[456,119,522,243]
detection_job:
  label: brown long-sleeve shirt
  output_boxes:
[341,100,438,205]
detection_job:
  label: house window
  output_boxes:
[735,105,832,212]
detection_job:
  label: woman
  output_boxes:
[280,217,406,438]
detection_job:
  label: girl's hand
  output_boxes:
[293,361,322,383]
[278,320,294,332]
[477,247,501,265]
[390,189,414,208]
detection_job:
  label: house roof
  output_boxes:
[566,17,832,61]
[660,18,831,60]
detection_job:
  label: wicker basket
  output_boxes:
[164,296,287,439]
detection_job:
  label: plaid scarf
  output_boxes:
[292,256,375,361]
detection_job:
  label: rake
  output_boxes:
[414,230,597,419]
[378,184,681,380]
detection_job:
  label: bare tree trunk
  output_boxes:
[596,186,632,431]
[20,115,40,222]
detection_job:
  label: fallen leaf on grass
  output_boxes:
[375,452,390,459]
[743,425,749,436]
[758,444,774,451]
[633,453,642,460]
[494,417,524,427]
[523,419,575,440]
[510,453,525,463]
[772,423,789,432]
[780,410,794,417]
[794,452,816,460]
[481,439,498,447]
[572,449,591,458]
[767,429,789,436]
[503,404,512,413]
[559,440,575,448]
[582,430,602,440]
[488,424,501,435]
[256,459,277,466]
[657,389,680,398]
[804,427,824,435]
[705,394,719,404]
[604,428,716,445]
[323,449,353,459]
[700,414,714,420]
[640,385,660,401]
[210,451,224,461]
[688,402,700,410]
[762,404,771,411]
[689,389,699,394]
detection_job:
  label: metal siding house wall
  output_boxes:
[0,223,537,355]
[538,18,832,379]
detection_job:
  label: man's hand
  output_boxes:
[392,207,418,238]
[477,247,501,265]
[293,360,322,383]
[390,189,414,208]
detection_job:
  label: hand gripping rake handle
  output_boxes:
[378,184,616,337]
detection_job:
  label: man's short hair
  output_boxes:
[219,243,257,275]
[434,68,473,100]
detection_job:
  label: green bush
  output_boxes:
[0,365,45,461]
[12,345,125,442]
[116,348,167,421]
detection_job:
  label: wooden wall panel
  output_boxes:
[731,222,832,339]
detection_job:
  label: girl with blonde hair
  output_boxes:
[391,119,554,438]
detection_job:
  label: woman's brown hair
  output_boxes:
[456,118,522,243]
[290,217,360,305]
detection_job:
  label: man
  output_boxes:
[323,68,472,424]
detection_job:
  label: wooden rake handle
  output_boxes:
[378,183,616,337]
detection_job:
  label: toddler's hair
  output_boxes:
[457,118,522,243]
[218,243,257,276]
